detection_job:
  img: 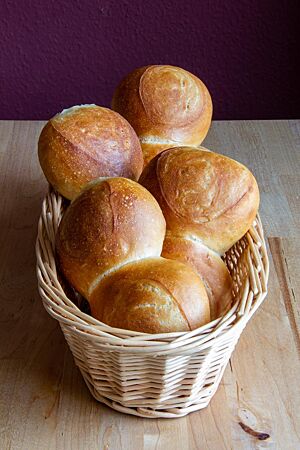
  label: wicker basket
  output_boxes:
[36,190,269,419]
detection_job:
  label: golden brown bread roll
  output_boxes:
[162,233,232,320]
[140,146,259,254]
[56,176,211,333]
[140,146,260,319]
[38,104,143,200]
[112,65,212,165]
[89,258,210,333]
[56,177,166,299]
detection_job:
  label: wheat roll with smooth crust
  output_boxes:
[38,104,143,200]
[89,257,210,334]
[56,177,166,299]
[140,146,260,254]
[112,65,212,165]
[162,233,233,320]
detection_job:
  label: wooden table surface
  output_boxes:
[0,120,299,450]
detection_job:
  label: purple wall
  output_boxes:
[0,0,299,120]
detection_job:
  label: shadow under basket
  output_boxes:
[36,191,269,419]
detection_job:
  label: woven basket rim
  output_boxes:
[36,191,269,353]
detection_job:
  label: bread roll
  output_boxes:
[89,258,210,333]
[140,146,259,254]
[56,176,211,333]
[38,105,143,200]
[112,65,212,165]
[162,233,232,320]
[56,177,166,299]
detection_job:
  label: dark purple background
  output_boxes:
[0,0,299,120]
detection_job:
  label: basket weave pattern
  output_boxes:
[36,191,269,418]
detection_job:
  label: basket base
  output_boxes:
[81,369,217,419]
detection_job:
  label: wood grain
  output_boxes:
[0,120,299,449]
[268,237,300,358]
